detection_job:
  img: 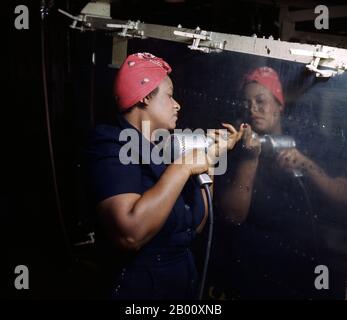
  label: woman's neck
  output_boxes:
[271,123,283,135]
[124,111,154,142]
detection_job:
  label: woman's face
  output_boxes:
[146,76,181,130]
[243,82,283,134]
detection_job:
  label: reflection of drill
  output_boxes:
[252,132,304,177]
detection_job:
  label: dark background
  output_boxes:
[3,0,347,299]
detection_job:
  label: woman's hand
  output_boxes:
[206,123,243,165]
[240,123,261,159]
[222,123,245,151]
[174,148,209,176]
[277,148,309,172]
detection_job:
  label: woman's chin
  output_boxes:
[169,120,177,130]
[251,123,267,134]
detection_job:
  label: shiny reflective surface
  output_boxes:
[127,38,347,299]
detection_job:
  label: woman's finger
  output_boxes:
[207,130,218,142]
[221,123,237,134]
[242,124,252,142]
[220,125,243,143]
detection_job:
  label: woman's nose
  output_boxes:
[250,100,259,113]
[173,98,181,111]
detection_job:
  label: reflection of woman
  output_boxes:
[84,52,241,299]
[220,67,347,299]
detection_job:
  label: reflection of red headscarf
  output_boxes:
[114,52,172,110]
[242,67,284,106]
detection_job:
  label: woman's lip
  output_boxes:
[251,117,264,121]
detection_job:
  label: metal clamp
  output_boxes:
[74,232,95,247]
[174,26,224,53]
[106,20,145,38]
[290,46,341,77]
[58,9,90,32]
[59,8,145,37]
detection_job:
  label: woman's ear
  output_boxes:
[140,95,151,106]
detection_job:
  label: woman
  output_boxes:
[219,66,347,299]
[84,52,242,299]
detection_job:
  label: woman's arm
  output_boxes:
[277,148,347,206]
[221,158,259,224]
[220,124,261,225]
[97,149,209,251]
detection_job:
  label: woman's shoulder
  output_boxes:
[90,124,121,141]
[84,124,124,160]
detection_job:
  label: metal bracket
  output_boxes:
[106,20,145,38]
[58,0,112,32]
[174,26,225,53]
[58,9,92,32]
[58,1,112,32]
[74,232,95,247]
[59,8,145,38]
[290,46,346,77]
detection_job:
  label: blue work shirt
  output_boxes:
[84,115,205,299]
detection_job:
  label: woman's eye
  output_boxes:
[256,98,265,105]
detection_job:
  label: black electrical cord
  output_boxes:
[90,32,96,127]
[198,184,214,300]
[296,176,320,261]
[41,12,73,263]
